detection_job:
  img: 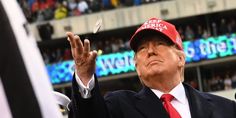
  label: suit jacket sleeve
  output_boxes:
[68,74,110,118]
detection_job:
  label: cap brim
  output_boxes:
[130,29,173,51]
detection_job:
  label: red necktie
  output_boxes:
[161,94,181,118]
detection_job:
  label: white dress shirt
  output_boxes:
[76,74,191,118]
[151,83,191,118]
[75,74,95,98]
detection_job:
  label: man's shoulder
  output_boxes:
[190,88,235,106]
[200,91,235,104]
[201,92,236,116]
[184,83,235,104]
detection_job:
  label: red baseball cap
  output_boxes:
[130,18,183,51]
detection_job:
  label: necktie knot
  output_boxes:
[160,94,181,118]
[161,94,174,102]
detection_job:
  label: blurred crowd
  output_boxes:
[177,18,236,41]
[18,0,166,23]
[206,71,236,92]
[40,17,236,64]
[183,70,236,92]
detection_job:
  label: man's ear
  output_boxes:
[177,50,186,67]
[133,55,138,70]
[133,55,141,77]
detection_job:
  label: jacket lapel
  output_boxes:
[184,83,213,118]
[134,86,169,118]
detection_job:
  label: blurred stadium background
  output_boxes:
[17,0,236,116]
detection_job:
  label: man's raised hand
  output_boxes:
[66,32,97,86]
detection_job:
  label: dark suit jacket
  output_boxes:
[69,76,236,118]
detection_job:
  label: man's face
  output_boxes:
[134,36,183,86]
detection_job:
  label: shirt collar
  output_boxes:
[151,82,187,104]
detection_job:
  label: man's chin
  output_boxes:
[147,68,163,77]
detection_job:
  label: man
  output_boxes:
[67,18,236,118]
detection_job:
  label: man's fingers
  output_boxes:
[67,32,83,49]
[66,32,76,48]
[90,50,97,61]
[66,32,74,39]
[74,35,83,53]
[67,32,96,66]
[83,39,90,56]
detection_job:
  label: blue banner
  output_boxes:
[47,34,236,84]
